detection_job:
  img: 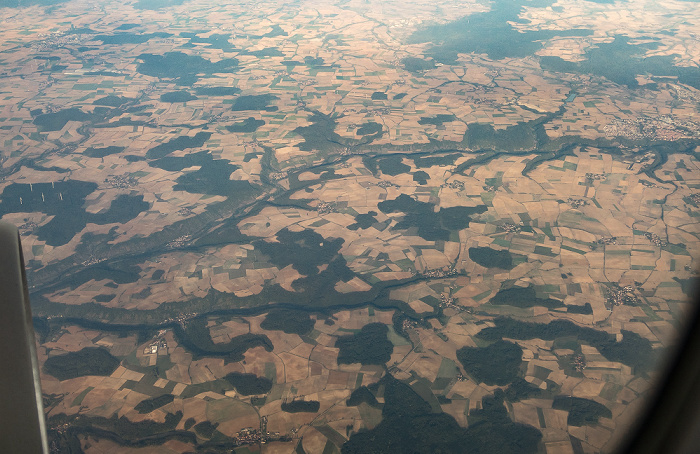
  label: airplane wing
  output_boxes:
[0,221,48,454]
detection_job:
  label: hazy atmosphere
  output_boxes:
[1,0,699,452]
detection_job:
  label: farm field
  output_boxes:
[0,0,698,452]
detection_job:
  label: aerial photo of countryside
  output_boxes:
[1,0,699,452]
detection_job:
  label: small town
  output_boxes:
[604,285,641,308]
[421,267,459,279]
[644,232,668,247]
[604,115,700,141]
[500,222,522,233]
[441,180,465,191]
[104,174,138,189]
[401,318,418,332]
[567,197,589,208]
[585,173,605,181]
[438,292,466,313]
[317,201,339,215]
[166,235,191,249]
[268,171,288,181]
